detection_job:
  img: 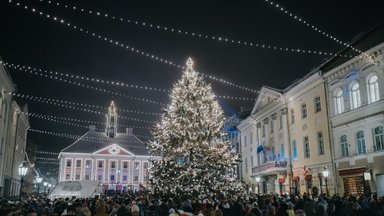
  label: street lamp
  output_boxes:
[36,177,43,194]
[255,176,260,195]
[47,183,52,194]
[43,181,48,193]
[18,161,28,201]
[322,167,329,196]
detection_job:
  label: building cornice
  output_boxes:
[322,42,384,82]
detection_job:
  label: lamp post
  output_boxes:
[322,167,329,196]
[43,181,48,193]
[47,183,52,194]
[255,176,260,195]
[36,177,42,194]
[18,161,28,201]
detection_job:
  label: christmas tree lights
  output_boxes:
[148,58,245,199]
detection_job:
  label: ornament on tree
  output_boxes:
[148,57,244,198]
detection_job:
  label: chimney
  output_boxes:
[126,128,133,135]
[89,125,96,132]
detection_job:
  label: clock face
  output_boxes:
[108,146,120,154]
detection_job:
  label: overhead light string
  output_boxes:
[32,0,350,58]
[0,60,256,101]
[11,92,162,116]
[4,62,166,105]
[262,0,371,58]
[7,0,259,94]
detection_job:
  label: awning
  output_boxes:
[339,167,367,176]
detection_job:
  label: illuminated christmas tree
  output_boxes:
[148,58,243,198]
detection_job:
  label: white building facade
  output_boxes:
[58,102,151,192]
[323,42,384,197]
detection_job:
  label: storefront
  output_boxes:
[339,167,368,196]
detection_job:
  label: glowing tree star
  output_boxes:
[148,58,244,199]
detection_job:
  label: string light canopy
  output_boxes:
[3,62,165,105]
[31,0,347,58]
[2,61,256,101]
[25,112,154,138]
[263,0,371,58]
[7,0,259,94]
[28,128,151,145]
[12,92,162,116]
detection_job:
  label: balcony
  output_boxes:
[252,160,288,175]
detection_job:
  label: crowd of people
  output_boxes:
[1,191,384,216]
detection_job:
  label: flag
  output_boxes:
[257,145,264,153]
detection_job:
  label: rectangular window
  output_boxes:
[85,160,91,168]
[304,136,310,158]
[244,136,247,147]
[314,96,321,112]
[245,158,248,174]
[98,161,103,168]
[280,144,284,161]
[262,125,266,137]
[291,109,295,124]
[75,174,80,180]
[110,175,115,181]
[133,162,140,182]
[85,174,90,180]
[66,174,70,180]
[279,115,283,129]
[251,156,254,167]
[123,161,128,169]
[250,132,253,144]
[301,103,307,119]
[76,160,81,168]
[123,175,128,182]
[270,119,274,133]
[111,161,116,169]
[66,160,72,167]
[98,175,102,181]
[318,132,324,155]
[293,140,297,160]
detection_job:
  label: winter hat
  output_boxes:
[169,208,175,213]
[131,204,140,213]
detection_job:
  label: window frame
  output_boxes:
[303,136,310,158]
[314,96,321,113]
[356,131,366,154]
[367,74,379,104]
[374,126,384,151]
[350,82,361,109]
[317,131,324,155]
[340,135,349,157]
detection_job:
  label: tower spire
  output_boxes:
[106,101,117,138]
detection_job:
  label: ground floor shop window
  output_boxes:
[343,176,364,196]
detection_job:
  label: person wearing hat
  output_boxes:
[169,208,178,216]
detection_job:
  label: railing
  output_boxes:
[252,160,287,174]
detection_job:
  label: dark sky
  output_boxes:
[0,0,383,165]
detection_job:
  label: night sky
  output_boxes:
[0,0,383,170]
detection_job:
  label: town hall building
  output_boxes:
[55,102,151,197]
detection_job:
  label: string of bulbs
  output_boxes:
[31,0,348,58]
[8,0,259,94]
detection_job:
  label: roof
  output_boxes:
[61,130,150,156]
[319,21,384,73]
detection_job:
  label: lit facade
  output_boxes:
[58,102,151,191]
[322,42,384,197]
[285,73,334,196]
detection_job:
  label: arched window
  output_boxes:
[340,135,349,157]
[356,131,366,154]
[368,75,379,103]
[350,82,361,109]
[334,89,344,114]
[374,126,384,151]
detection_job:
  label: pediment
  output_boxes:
[251,86,283,115]
[92,144,135,156]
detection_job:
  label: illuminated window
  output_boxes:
[368,75,379,103]
[334,89,344,114]
[350,82,361,109]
